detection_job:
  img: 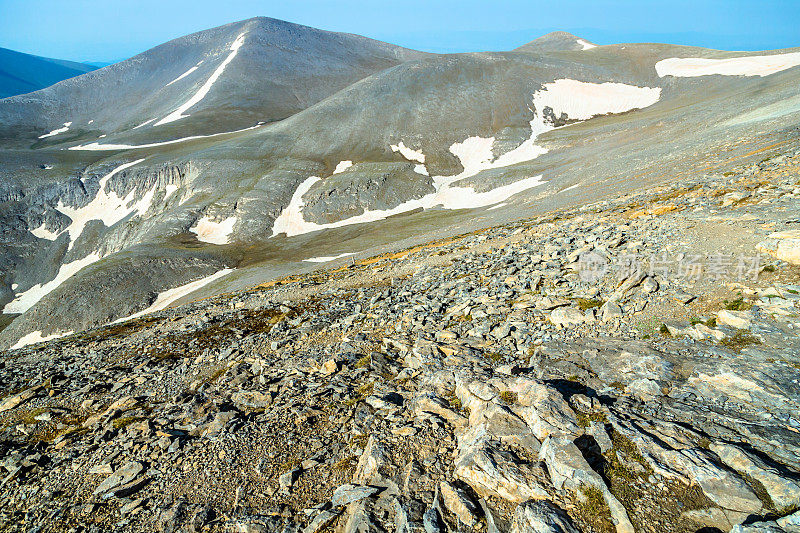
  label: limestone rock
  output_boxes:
[510,500,579,533]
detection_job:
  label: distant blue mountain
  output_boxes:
[0,47,96,99]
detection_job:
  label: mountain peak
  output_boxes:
[514,31,596,53]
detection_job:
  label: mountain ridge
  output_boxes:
[0,46,96,99]
[1,17,799,354]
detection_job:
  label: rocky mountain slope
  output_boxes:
[1,18,799,357]
[1,150,799,532]
[0,47,95,99]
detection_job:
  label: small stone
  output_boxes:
[320,359,338,376]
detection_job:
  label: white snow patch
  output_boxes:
[391,141,425,163]
[11,330,74,350]
[11,284,18,290]
[38,122,72,139]
[561,183,581,193]
[333,160,353,174]
[155,34,245,125]
[577,39,596,50]
[487,202,507,211]
[30,223,59,241]
[43,165,54,170]
[303,253,355,263]
[190,216,236,245]
[165,61,203,87]
[532,79,661,121]
[164,184,179,200]
[3,253,101,314]
[271,177,321,237]
[69,123,263,151]
[655,52,800,78]
[132,118,155,129]
[55,158,148,248]
[271,79,660,238]
[114,268,233,323]
[88,120,94,125]
[414,164,429,176]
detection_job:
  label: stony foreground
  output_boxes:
[2,153,800,533]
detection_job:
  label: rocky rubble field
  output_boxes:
[2,152,800,533]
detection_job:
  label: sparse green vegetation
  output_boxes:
[575,298,604,311]
[721,331,761,351]
[443,389,463,411]
[723,297,752,311]
[331,455,358,473]
[112,416,143,430]
[633,317,663,337]
[350,434,368,450]
[498,391,517,405]
[344,381,374,406]
[483,351,503,363]
[575,409,608,428]
[574,484,615,533]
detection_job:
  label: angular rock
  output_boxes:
[711,442,800,510]
[549,308,585,328]
[539,436,634,533]
[717,309,753,329]
[757,230,800,265]
[353,436,386,484]
[510,500,579,533]
[439,481,480,527]
[94,461,145,495]
[231,390,272,412]
[332,484,380,507]
[455,430,548,503]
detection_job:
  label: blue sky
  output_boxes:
[0,0,798,63]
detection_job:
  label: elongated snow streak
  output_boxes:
[189,216,236,245]
[304,253,355,263]
[155,34,245,125]
[3,253,101,314]
[165,61,203,87]
[38,122,71,139]
[11,330,74,350]
[390,141,425,163]
[333,160,353,174]
[577,39,596,50]
[114,268,233,323]
[68,123,263,151]
[132,118,155,129]
[656,52,800,78]
[273,79,661,238]
[53,158,148,248]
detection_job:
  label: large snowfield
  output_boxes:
[656,51,800,78]
[272,79,661,237]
